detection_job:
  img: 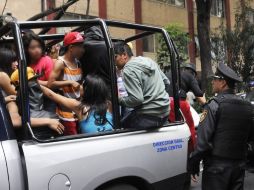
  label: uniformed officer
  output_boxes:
[188,63,254,190]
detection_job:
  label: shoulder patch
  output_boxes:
[200,110,208,123]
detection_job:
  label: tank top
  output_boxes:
[56,57,82,121]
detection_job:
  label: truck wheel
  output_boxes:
[103,183,138,190]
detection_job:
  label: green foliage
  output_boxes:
[211,0,254,88]
[157,23,189,70]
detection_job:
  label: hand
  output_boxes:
[197,95,206,105]
[187,156,201,179]
[5,95,17,103]
[191,174,199,183]
[70,81,80,89]
[48,119,64,134]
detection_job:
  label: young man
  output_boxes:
[114,41,170,129]
[48,32,84,135]
[188,63,254,190]
[167,63,206,151]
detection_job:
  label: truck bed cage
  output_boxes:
[0,18,181,141]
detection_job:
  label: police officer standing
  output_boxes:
[188,63,254,190]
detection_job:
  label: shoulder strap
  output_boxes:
[105,117,113,127]
[57,57,66,65]
[81,105,90,120]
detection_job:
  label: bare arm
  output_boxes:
[38,80,48,86]
[47,59,79,89]
[6,101,64,134]
[30,118,64,134]
[0,72,16,95]
[41,85,81,115]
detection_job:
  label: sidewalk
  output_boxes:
[190,171,254,190]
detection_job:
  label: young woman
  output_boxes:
[0,48,18,96]
[23,32,54,86]
[23,32,56,113]
[41,74,113,134]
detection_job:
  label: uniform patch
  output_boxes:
[200,110,208,123]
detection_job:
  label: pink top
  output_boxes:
[30,56,54,81]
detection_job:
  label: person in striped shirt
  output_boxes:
[47,32,85,135]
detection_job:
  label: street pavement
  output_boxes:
[190,171,254,190]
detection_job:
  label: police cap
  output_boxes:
[214,63,242,83]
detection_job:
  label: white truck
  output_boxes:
[0,19,190,190]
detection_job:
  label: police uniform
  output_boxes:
[188,63,254,190]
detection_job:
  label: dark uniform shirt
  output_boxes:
[191,89,254,161]
[166,70,203,99]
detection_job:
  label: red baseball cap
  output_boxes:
[63,32,84,47]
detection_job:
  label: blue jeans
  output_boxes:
[121,111,168,129]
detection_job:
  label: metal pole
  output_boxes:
[11,22,30,140]
[98,19,121,128]
[161,29,181,121]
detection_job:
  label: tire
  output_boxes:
[103,183,138,190]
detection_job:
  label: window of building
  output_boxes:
[193,0,225,17]
[211,0,225,17]
[56,12,95,33]
[143,35,159,53]
[155,0,185,8]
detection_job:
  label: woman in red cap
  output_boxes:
[47,32,85,135]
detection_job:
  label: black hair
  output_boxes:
[81,74,110,125]
[113,41,133,57]
[23,33,46,64]
[0,48,17,76]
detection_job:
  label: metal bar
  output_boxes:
[125,31,154,43]
[105,20,162,32]
[27,121,185,143]
[28,0,79,21]
[18,19,101,29]
[11,22,31,140]
[17,19,162,32]
[170,38,182,88]
[161,28,181,121]
[44,26,84,48]
[0,34,64,42]
[98,19,121,128]
[0,23,11,38]
[40,34,65,40]
[38,0,77,34]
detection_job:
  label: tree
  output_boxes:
[195,0,213,90]
[157,23,189,70]
[211,0,254,89]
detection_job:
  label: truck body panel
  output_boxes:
[22,124,190,190]
[2,140,25,190]
[0,142,9,190]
